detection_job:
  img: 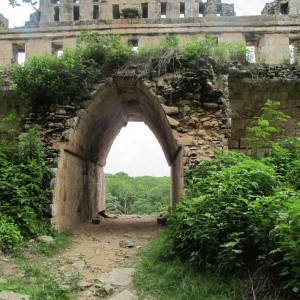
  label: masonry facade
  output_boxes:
[0,0,300,67]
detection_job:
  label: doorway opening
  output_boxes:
[104,122,170,216]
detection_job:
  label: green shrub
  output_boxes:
[0,128,50,238]
[274,197,300,293]
[286,159,300,190]
[186,155,278,199]
[168,155,281,271]
[0,216,23,253]
[180,38,247,66]
[12,32,131,109]
[245,100,291,155]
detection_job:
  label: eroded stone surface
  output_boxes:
[107,289,136,300]
[99,268,135,286]
[0,291,30,300]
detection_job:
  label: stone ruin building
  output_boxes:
[0,13,9,28]
[0,0,300,66]
[262,0,300,15]
[0,0,300,229]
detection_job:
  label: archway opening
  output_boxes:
[52,77,184,230]
[104,122,170,216]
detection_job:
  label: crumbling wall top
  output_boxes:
[35,0,235,28]
[0,13,9,28]
[262,0,300,15]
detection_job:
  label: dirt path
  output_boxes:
[0,215,163,299]
[56,215,164,299]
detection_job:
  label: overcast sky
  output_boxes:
[1,0,269,176]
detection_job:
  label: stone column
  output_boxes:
[206,0,217,16]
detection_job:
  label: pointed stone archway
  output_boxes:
[50,77,184,230]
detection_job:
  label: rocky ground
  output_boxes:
[0,215,164,300]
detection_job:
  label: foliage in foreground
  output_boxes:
[167,145,300,297]
[11,33,248,109]
[133,233,244,300]
[0,233,72,300]
[105,172,170,215]
[0,115,51,253]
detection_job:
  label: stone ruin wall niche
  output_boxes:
[229,65,300,149]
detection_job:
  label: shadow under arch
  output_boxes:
[51,77,184,230]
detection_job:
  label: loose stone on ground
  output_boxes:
[99,268,135,286]
[0,291,30,300]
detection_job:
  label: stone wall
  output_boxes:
[1,15,300,67]
[229,65,300,149]
[261,0,300,15]
[1,61,300,230]
[38,0,235,25]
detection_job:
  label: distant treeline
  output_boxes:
[105,172,170,215]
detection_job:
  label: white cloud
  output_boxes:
[1,0,35,28]
[104,123,170,177]
[227,0,269,16]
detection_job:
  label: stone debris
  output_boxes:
[71,260,86,270]
[77,281,93,290]
[37,235,54,244]
[0,291,30,300]
[119,240,135,248]
[0,278,8,284]
[107,289,136,300]
[99,268,135,286]
[103,284,114,295]
[157,212,168,226]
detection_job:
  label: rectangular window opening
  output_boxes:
[280,3,288,15]
[142,3,148,18]
[13,43,25,65]
[113,4,120,19]
[128,38,139,52]
[73,6,80,21]
[54,7,60,21]
[73,0,80,4]
[289,44,295,64]
[51,0,60,4]
[52,42,63,57]
[161,2,167,18]
[93,5,100,19]
[180,2,185,18]
[199,2,205,16]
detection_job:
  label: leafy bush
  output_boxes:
[0,216,23,253]
[0,125,50,240]
[12,32,131,109]
[286,159,300,190]
[245,99,291,155]
[185,154,278,200]
[167,148,300,296]
[273,197,300,293]
[180,38,247,65]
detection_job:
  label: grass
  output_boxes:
[133,232,244,300]
[0,232,75,300]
